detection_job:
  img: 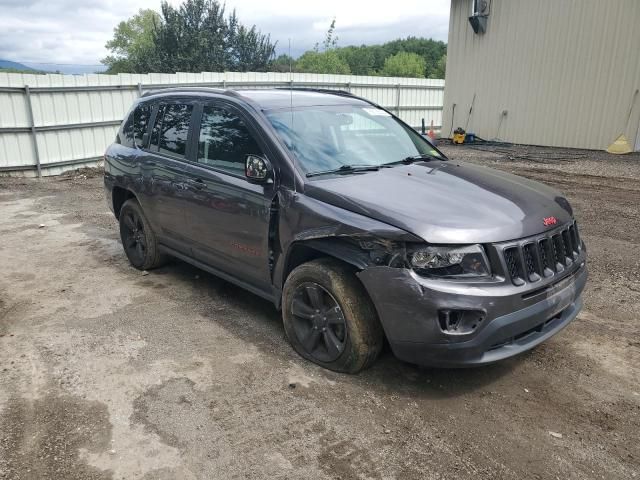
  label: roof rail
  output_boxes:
[274,87,355,97]
[273,86,395,115]
[141,86,230,98]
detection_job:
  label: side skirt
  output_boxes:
[159,244,279,305]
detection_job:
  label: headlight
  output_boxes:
[410,244,491,278]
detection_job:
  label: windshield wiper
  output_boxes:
[306,164,380,178]
[381,153,442,167]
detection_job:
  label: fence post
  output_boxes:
[25,85,42,178]
[396,84,401,116]
[137,83,142,97]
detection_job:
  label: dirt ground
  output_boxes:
[0,144,639,479]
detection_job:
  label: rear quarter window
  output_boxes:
[133,104,152,148]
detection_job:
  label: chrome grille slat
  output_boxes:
[500,221,582,286]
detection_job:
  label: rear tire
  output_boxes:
[282,258,383,373]
[119,198,166,270]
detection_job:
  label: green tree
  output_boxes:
[337,46,376,75]
[270,54,296,73]
[320,18,338,51]
[233,23,278,71]
[295,51,351,75]
[149,0,276,73]
[295,19,350,75]
[380,37,446,77]
[380,52,426,78]
[102,9,160,74]
[430,54,446,79]
[102,0,276,74]
[297,34,447,77]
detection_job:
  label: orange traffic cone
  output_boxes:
[428,120,436,140]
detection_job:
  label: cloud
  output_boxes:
[0,0,160,66]
[0,0,450,69]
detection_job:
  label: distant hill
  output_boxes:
[0,59,107,75]
[21,63,107,75]
[0,59,36,71]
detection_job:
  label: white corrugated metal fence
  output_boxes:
[0,71,445,177]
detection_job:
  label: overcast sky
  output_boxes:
[0,0,450,71]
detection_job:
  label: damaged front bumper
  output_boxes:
[357,260,587,367]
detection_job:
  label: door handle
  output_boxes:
[186,178,206,190]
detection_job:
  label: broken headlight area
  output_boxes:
[357,238,407,267]
[408,244,491,278]
[357,239,491,279]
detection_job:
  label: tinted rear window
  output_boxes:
[152,103,193,158]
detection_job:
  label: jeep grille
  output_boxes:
[499,221,583,285]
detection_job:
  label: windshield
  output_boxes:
[265,105,443,175]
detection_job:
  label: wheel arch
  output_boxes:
[280,238,371,296]
[112,186,137,220]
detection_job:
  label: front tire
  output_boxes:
[119,198,166,270]
[282,258,383,373]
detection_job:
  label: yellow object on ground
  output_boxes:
[606,134,633,154]
[453,132,466,144]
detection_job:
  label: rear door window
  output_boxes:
[150,104,165,148]
[120,112,135,147]
[120,104,152,148]
[150,103,193,158]
[197,105,263,175]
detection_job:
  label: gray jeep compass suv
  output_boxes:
[104,88,587,373]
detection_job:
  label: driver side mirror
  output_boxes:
[245,154,273,184]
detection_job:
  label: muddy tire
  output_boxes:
[282,258,384,373]
[119,198,166,270]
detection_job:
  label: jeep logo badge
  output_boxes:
[543,216,558,227]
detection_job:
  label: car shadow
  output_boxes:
[152,258,521,398]
[153,259,284,340]
[360,350,521,399]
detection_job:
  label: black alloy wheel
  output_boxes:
[282,258,384,373]
[290,282,348,363]
[122,209,147,266]
[118,198,166,271]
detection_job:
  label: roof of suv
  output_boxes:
[238,89,368,110]
[142,87,370,110]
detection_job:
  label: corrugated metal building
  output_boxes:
[442,0,640,151]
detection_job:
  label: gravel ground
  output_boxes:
[0,145,639,479]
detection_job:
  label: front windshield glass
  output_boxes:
[265,105,442,175]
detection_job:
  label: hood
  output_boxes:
[303,161,574,244]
